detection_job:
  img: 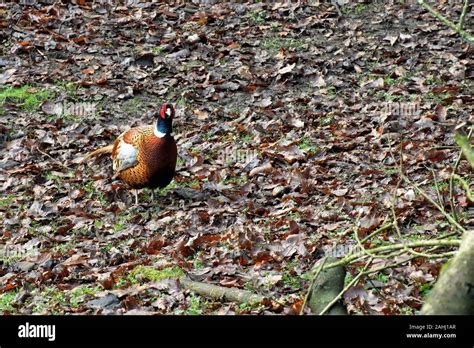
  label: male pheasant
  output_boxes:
[83,103,177,204]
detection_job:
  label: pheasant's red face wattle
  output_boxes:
[160,103,174,120]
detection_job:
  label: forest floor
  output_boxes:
[0,1,472,315]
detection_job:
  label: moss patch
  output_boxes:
[128,265,185,284]
[0,85,52,112]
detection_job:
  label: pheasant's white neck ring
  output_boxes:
[154,126,167,138]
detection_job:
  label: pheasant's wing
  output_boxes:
[112,126,152,173]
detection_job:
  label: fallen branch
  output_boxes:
[323,239,460,270]
[402,175,467,234]
[418,0,474,43]
[179,278,267,305]
[458,0,471,30]
[449,127,473,220]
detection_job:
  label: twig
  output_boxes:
[429,166,444,208]
[449,127,473,221]
[179,278,266,305]
[36,146,69,169]
[300,257,327,315]
[359,222,393,244]
[319,258,373,315]
[418,0,474,43]
[402,175,467,233]
[323,239,461,270]
[458,0,471,30]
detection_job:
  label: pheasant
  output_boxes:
[83,103,177,204]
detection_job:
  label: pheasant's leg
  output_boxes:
[150,190,155,202]
[133,189,139,205]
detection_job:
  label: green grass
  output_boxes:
[375,273,389,283]
[288,212,301,220]
[44,170,74,182]
[399,306,415,315]
[341,2,383,15]
[422,91,451,103]
[237,301,266,313]
[240,132,254,142]
[0,289,18,313]
[344,272,354,287]
[151,46,164,55]
[113,215,127,233]
[425,76,444,86]
[31,287,68,314]
[281,273,302,291]
[54,80,78,95]
[0,194,15,207]
[223,175,248,185]
[155,180,179,196]
[419,283,432,298]
[262,37,308,52]
[270,22,280,31]
[297,137,319,153]
[0,85,52,113]
[176,157,186,167]
[69,285,102,308]
[127,265,185,284]
[122,97,149,116]
[383,166,400,175]
[246,9,266,24]
[184,294,205,315]
[51,241,75,254]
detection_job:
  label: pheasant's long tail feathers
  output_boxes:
[81,144,114,163]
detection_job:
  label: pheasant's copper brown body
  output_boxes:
[111,126,177,189]
[83,103,177,198]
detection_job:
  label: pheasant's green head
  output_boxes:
[155,103,174,137]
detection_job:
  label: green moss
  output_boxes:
[128,265,185,284]
[240,132,253,142]
[344,272,354,287]
[419,283,432,298]
[281,273,302,291]
[157,180,178,195]
[176,157,186,167]
[0,289,18,313]
[223,175,248,185]
[298,137,319,153]
[184,294,204,315]
[151,46,164,55]
[375,273,389,283]
[236,301,266,313]
[399,306,415,315]
[288,212,301,220]
[0,85,52,112]
[113,218,126,233]
[320,114,334,126]
[246,9,266,24]
[54,80,78,95]
[69,285,102,308]
[0,194,15,207]
[31,287,67,314]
